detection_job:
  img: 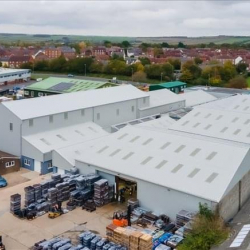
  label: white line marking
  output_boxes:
[230,225,250,248]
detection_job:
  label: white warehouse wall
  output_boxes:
[137,179,212,220]
[0,104,22,156]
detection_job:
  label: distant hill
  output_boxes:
[0,33,250,45]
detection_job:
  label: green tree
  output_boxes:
[227,76,247,89]
[20,62,33,70]
[180,70,193,83]
[178,42,186,48]
[132,71,147,82]
[121,41,131,48]
[161,42,169,48]
[104,59,127,75]
[236,62,248,74]
[139,57,151,66]
[145,64,162,80]
[223,61,237,81]
[161,62,174,79]
[34,60,49,71]
[89,61,103,73]
[194,57,203,65]
[167,58,181,70]
[49,55,67,72]
[104,40,112,48]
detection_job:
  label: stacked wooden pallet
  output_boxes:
[139,234,153,250]
[121,228,134,248]
[106,224,117,242]
[130,231,143,250]
[113,227,126,245]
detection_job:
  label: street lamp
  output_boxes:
[84,64,86,77]
[161,72,163,82]
[131,68,134,82]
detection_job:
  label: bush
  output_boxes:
[178,203,229,250]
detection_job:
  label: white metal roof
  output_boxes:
[200,94,250,114]
[2,85,148,120]
[181,90,217,107]
[170,106,250,145]
[0,67,30,75]
[140,89,184,110]
[22,122,108,154]
[75,125,249,202]
[135,115,175,132]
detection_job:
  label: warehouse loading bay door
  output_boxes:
[115,176,137,202]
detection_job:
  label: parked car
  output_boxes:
[0,176,7,188]
[67,74,74,77]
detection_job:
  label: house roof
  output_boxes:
[25,77,115,93]
[75,125,249,202]
[0,67,30,76]
[3,85,149,120]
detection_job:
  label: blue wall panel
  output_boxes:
[41,160,54,175]
[21,156,34,171]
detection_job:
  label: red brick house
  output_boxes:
[8,55,31,68]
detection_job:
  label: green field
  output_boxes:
[1,33,250,45]
[247,77,250,87]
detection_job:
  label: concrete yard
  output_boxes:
[0,172,125,250]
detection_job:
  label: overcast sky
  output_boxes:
[0,1,249,37]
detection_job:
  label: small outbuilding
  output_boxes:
[0,151,20,175]
[149,81,187,93]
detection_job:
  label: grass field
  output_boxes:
[247,77,250,87]
[1,33,250,45]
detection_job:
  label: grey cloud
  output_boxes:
[0,1,249,36]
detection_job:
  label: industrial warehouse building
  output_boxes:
[24,77,118,98]
[0,67,31,85]
[51,93,250,221]
[1,80,250,221]
[0,85,187,174]
[0,151,20,175]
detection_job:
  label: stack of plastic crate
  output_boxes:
[10,193,21,214]
[93,179,108,207]
[24,186,35,207]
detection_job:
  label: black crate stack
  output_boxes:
[33,184,42,201]
[24,186,35,207]
[47,188,58,206]
[41,181,50,198]
[10,193,21,214]
[93,179,109,207]
[51,173,61,186]
[56,183,69,201]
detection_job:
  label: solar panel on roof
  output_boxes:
[234,129,241,135]
[232,117,239,123]
[143,138,153,145]
[48,82,74,92]
[221,127,228,133]
[175,145,186,153]
[204,124,212,130]
[216,115,223,120]
[205,113,211,118]
[161,142,171,149]
[193,123,200,128]
[130,136,140,143]
[190,148,201,157]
